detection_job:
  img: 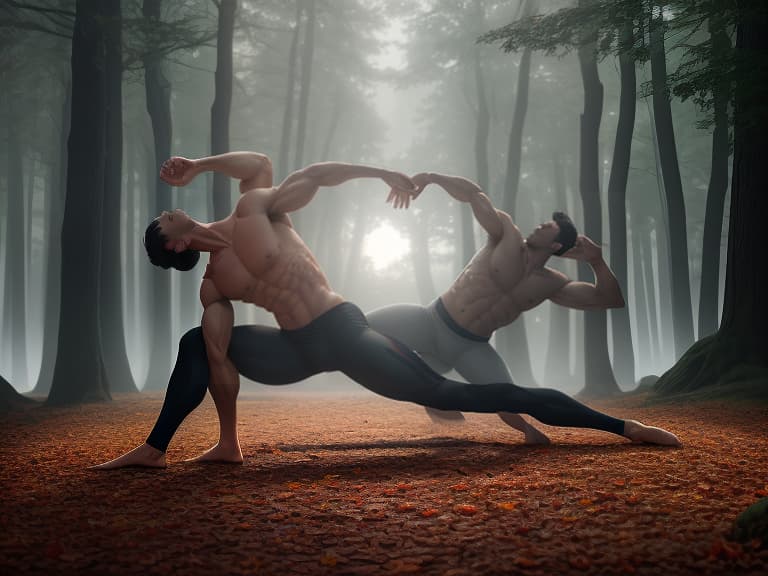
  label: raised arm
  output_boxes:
[413,172,503,241]
[266,162,415,214]
[160,152,273,193]
[548,236,625,310]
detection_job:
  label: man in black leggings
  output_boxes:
[93,152,679,469]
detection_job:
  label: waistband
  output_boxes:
[433,298,490,343]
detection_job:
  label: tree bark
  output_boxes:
[100,0,136,394]
[142,0,173,390]
[211,0,236,221]
[649,8,695,358]
[47,0,110,405]
[697,14,731,339]
[3,99,28,390]
[575,17,620,397]
[607,22,637,386]
[655,0,768,395]
[33,77,70,395]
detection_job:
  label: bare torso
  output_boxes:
[201,192,344,330]
[440,214,569,337]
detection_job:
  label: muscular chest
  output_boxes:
[204,248,256,299]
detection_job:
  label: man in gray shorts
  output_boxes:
[367,172,625,445]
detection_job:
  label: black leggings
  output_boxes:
[146,303,625,451]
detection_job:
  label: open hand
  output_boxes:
[383,171,417,209]
[560,235,602,262]
[160,156,198,187]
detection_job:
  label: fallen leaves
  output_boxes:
[1,392,767,576]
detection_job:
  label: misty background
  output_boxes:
[0,0,731,401]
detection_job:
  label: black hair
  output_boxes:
[143,219,200,271]
[552,211,578,256]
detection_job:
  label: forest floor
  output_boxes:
[1,385,767,576]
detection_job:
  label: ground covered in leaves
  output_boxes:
[1,386,767,576]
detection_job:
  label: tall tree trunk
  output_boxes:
[631,218,651,371]
[697,13,731,339]
[290,0,316,234]
[649,7,695,358]
[293,0,315,172]
[576,14,620,397]
[544,151,573,385]
[496,42,537,388]
[100,0,136,394]
[142,0,173,390]
[607,22,637,386]
[655,1,768,394]
[48,0,110,405]
[466,1,485,268]
[211,0,236,221]
[3,103,28,390]
[641,223,661,368]
[34,78,70,395]
[277,0,302,181]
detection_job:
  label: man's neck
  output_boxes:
[186,221,231,251]
[523,243,552,274]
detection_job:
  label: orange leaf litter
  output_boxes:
[1,389,767,575]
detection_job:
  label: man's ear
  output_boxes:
[551,242,562,254]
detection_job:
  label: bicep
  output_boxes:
[470,196,503,240]
[549,281,601,310]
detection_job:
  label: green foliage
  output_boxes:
[479,0,745,128]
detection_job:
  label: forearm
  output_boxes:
[270,162,397,214]
[194,152,270,181]
[425,173,483,203]
[299,162,393,188]
[424,172,502,239]
[589,257,625,307]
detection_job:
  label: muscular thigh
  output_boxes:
[228,325,314,384]
[339,327,448,404]
[454,343,514,384]
[366,304,436,354]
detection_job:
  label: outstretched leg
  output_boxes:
[336,311,679,446]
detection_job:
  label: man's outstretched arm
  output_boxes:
[549,236,625,310]
[161,152,273,193]
[266,162,415,214]
[413,172,503,241]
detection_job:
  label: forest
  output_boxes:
[1,1,767,575]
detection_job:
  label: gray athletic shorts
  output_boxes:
[366,299,514,384]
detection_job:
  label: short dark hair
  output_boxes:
[143,219,200,271]
[552,211,578,256]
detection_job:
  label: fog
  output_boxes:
[0,1,729,400]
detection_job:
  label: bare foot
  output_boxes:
[185,443,243,464]
[90,443,167,470]
[425,407,466,425]
[623,420,681,447]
